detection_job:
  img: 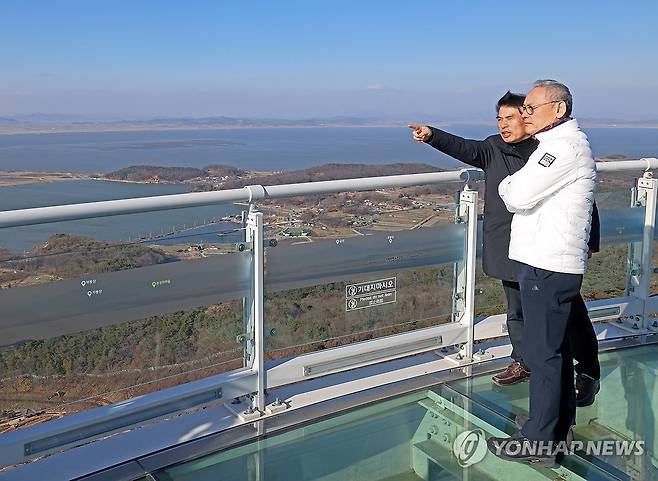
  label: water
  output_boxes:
[0,180,243,252]
[0,126,656,251]
[0,127,474,173]
[2,126,655,174]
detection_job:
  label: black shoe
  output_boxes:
[576,373,600,407]
[486,432,557,467]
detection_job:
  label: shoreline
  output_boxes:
[0,171,96,187]
[1,122,658,136]
[0,124,406,136]
[0,156,640,187]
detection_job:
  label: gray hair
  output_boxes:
[533,79,573,117]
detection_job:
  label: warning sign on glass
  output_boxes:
[345,277,397,311]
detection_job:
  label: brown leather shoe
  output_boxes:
[492,361,530,386]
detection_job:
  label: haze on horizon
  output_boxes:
[2,0,658,122]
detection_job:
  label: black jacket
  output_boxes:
[427,127,600,282]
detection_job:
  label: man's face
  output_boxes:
[521,86,562,135]
[497,105,528,144]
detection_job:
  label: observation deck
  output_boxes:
[0,159,657,481]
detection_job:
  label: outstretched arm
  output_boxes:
[408,124,494,169]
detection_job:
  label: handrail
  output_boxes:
[0,169,483,228]
[596,158,658,172]
[0,158,655,229]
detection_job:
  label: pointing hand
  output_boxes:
[408,124,433,143]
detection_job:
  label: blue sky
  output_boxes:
[1,0,657,120]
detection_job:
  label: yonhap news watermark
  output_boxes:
[453,428,644,466]
[488,437,645,457]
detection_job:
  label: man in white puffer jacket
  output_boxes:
[487,80,596,467]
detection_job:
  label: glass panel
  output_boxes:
[448,344,658,481]
[264,223,464,357]
[575,345,658,480]
[472,220,506,318]
[0,179,245,252]
[0,239,249,343]
[0,302,244,420]
[594,184,632,210]
[472,172,634,318]
[582,245,629,299]
[599,207,644,245]
[473,206,643,317]
[155,384,615,481]
[0,209,249,430]
[584,206,646,302]
[474,265,507,318]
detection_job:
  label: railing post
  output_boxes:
[246,209,266,413]
[626,183,640,299]
[623,173,657,332]
[451,192,467,324]
[450,186,479,364]
[242,210,254,368]
[637,173,657,330]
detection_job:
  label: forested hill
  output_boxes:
[103,162,446,189]
[220,163,445,189]
[104,165,244,182]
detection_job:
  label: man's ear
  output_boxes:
[555,100,567,119]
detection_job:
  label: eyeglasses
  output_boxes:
[519,100,562,115]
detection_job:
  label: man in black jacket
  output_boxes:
[409,91,600,406]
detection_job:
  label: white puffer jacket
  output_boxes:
[498,119,596,274]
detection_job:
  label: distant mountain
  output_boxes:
[2,114,658,133]
[131,115,390,127]
[0,114,398,131]
[11,113,102,122]
[579,117,658,126]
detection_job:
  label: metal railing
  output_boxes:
[1,158,657,475]
[0,169,484,228]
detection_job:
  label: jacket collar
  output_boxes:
[492,134,538,156]
[535,118,580,141]
[534,116,572,135]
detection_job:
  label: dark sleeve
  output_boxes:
[588,201,600,253]
[427,127,495,169]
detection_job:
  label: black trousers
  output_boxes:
[517,264,581,442]
[502,280,600,380]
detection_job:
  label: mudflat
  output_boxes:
[0,171,94,187]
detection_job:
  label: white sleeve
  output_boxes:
[498,141,578,212]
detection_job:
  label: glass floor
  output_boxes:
[149,344,658,481]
